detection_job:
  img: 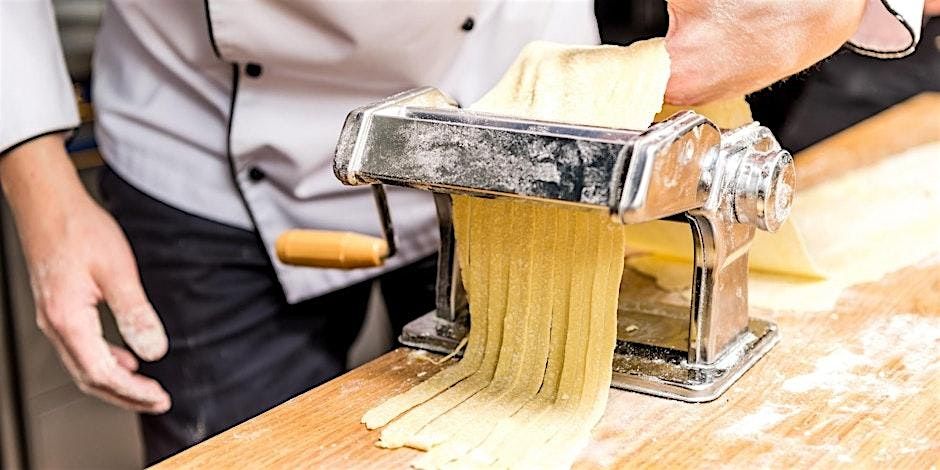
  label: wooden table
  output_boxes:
[157,94,940,468]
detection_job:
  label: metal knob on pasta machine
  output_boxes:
[285,87,794,402]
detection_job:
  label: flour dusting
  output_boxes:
[719,403,797,438]
[782,313,940,399]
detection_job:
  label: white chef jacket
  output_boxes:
[0,0,926,304]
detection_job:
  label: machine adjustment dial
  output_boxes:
[725,125,796,233]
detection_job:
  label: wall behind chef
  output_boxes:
[0,0,922,465]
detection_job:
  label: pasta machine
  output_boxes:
[278,87,794,402]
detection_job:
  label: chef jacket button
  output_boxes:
[248,167,265,181]
[245,63,263,78]
[461,17,474,32]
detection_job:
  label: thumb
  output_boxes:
[96,266,168,362]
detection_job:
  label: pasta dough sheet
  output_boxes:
[628,141,940,312]
[362,38,668,469]
[626,96,827,281]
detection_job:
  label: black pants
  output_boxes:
[98,168,435,465]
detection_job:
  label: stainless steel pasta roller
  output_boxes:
[279,87,795,402]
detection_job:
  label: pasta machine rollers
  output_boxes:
[322,87,794,402]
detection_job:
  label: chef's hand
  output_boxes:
[0,134,170,413]
[927,0,940,16]
[664,0,867,105]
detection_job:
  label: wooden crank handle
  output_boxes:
[275,229,389,269]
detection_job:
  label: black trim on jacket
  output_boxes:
[0,127,77,157]
[203,0,223,59]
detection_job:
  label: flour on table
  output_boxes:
[783,313,940,399]
[718,403,798,438]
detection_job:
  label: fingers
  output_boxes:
[113,303,169,362]
[86,361,173,414]
[59,339,169,413]
[664,0,866,105]
[33,266,171,413]
[663,1,753,105]
[109,344,139,371]
[42,307,172,414]
[94,254,169,362]
[43,316,172,413]
[663,3,736,105]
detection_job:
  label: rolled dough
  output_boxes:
[375,198,509,448]
[628,141,940,312]
[361,197,488,430]
[363,38,670,469]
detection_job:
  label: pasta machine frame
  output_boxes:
[333,87,793,402]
